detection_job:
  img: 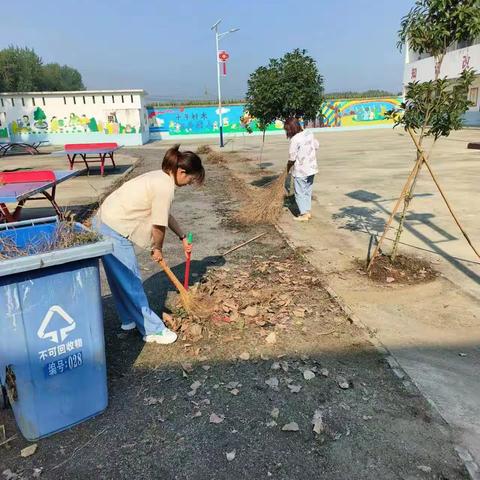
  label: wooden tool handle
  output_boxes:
[158,259,188,294]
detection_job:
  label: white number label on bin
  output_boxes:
[44,352,83,378]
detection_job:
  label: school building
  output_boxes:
[403,36,480,126]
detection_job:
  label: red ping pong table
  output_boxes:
[53,143,122,176]
[0,170,80,222]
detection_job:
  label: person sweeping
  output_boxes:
[284,117,319,222]
[94,145,205,344]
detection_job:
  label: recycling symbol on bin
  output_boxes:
[37,306,76,344]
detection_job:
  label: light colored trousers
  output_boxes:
[293,175,315,215]
[93,218,166,336]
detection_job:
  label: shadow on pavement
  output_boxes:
[332,189,480,285]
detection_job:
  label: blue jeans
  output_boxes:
[93,218,166,336]
[294,175,315,215]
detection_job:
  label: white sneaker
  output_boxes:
[294,214,310,222]
[143,328,178,345]
[121,322,136,331]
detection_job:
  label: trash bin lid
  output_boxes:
[0,217,113,277]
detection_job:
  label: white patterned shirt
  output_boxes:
[289,130,319,178]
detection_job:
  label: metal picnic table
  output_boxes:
[0,170,80,222]
[0,141,49,157]
[53,143,122,176]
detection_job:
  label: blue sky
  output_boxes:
[1,0,415,99]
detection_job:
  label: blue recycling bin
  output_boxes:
[0,217,113,440]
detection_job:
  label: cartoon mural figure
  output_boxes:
[69,113,80,127]
[79,114,89,132]
[22,115,31,130]
[333,105,341,127]
[14,115,32,133]
[50,116,60,133]
[213,121,219,131]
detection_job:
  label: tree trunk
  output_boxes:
[391,149,422,260]
[258,128,266,167]
[390,55,444,260]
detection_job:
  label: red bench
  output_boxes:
[58,142,122,176]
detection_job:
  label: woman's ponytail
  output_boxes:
[162,144,205,185]
[162,144,181,172]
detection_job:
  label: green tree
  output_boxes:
[370,0,480,266]
[0,46,43,92]
[41,63,85,91]
[245,49,324,129]
[0,46,85,93]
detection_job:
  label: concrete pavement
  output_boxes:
[189,128,480,476]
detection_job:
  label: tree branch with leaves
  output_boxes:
[244,49,324,161]
[369,0,480,266]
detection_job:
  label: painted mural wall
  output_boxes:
[147,97,403,138]
[9,107,141,136]
[0,91,149,145]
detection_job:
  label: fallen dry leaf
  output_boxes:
[242,306,258,317]
[189,324,203,338]
[338,378,350,390]
[2,469,18,480]
[239,352,250,361]
[226,450,236,461]
[282,422,299,432]
[190,381,202,391]
[386,276,395,283]
[303,370,316,381]
[287,384,302,393]
[265,377,279,390]
[209,413,225,424]
[270,407,280,419]
[265,332,277,344]
[20,444,37,458]
[312,410,324,434]
[230,389,240,396]
[32,468,43,478]
[181,363,193,374]
[225,381,240,390]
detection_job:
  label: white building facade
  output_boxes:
[0,89,150,146]
[403,37,480,126]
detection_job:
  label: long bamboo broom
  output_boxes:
[158,258,213,319]
[235,169,289,225]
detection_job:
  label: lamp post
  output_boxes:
[211,19,239,148]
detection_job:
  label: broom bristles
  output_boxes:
[235,170,288,225]
[178,288,215,320]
